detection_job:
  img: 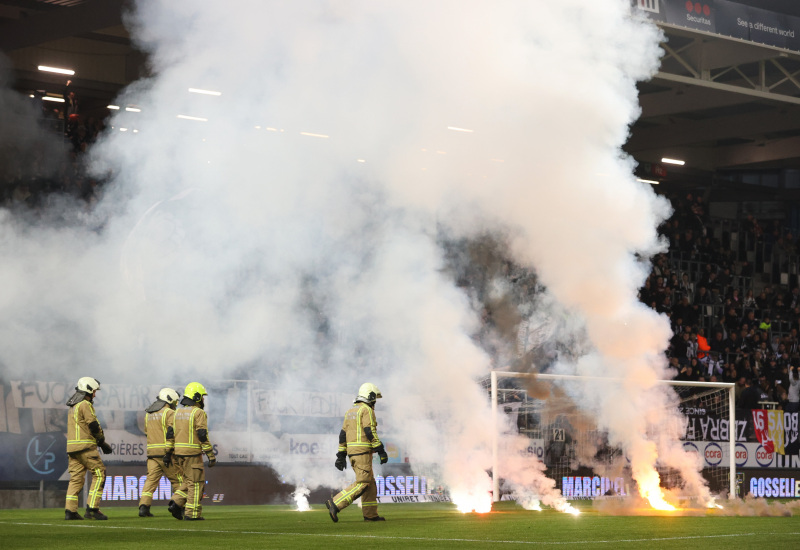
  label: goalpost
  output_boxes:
[488,371,736,502]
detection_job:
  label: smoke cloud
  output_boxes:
[0,54,67,193]
[0,0,704,509]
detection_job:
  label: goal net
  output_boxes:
[483,371,736,502]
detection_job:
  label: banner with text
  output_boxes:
[633,0,800,53]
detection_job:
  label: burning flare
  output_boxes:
[292,486,311,512]
[556,502,581,515]
[638,474,676,511]
[452,491,493,514]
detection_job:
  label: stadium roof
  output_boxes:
[2,0,800,198]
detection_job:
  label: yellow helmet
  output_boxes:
[355,382,382,404]
[184,382,208,403]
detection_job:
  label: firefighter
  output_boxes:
[64,377,112,520]
[326,382,388,523]
[138,387,184,517]
[168,382,216,521]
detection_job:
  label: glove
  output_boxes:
[374,444,388,464]
[335,451,347,471]
[163,452,173,467]
[206,453,216,468]
[99,441,112,455]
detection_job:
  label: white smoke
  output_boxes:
[0,0,699,509]
[292,485,311,512]
[0,54,67,187]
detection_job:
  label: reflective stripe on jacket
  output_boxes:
[339,403,382,456]
[173,405,213,456]
[145,406,175,457]
[67,400,103,453]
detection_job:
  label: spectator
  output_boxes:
[738,378,762,409]
[696,329,711,360]
[734,376,747,402]
[709,330,726,355]
[727,287,741,307]
[695,286,716,306]
[717,266,732,288]
[787,365,800,413]
[757,375,775,405]
[673,295,697,326]
[696,263,716,291]
[743,214,763,241]
[743,289,757,309]
[741,309,757,331]
[670,330,692,364]
[701,351,724,379]
[723,329,740,358]
[787,287,800,310]
[677,362,699,382]
[679,272,695,301]
[666,357,681,378]
[776,384,789,410]
[63,79,78,117]
[755,289,772,317]
[738,358,755,384]
[723,363,738,383]
[750,351,764,379]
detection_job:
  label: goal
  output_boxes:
[485,371,736,501]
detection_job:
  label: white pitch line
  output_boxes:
[0,522,795,546]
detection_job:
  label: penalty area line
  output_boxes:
[0,522,793,545]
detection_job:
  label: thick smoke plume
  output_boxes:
[0,0,702,508]
[0,54,66,192]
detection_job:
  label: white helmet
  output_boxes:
[76,377,100,394]
[355,382,382,404]
[157,388,180,405]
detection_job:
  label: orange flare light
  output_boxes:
[647,494,677,511]
[452,492,492,514]
[637,470,676,511]
[642,485,676,511]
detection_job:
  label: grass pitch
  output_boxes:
[0,501,796,549]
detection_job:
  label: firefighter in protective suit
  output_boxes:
[138,388,184,517]
[65,377,112,520]
[326,383,388,523]
[168,382,216,521]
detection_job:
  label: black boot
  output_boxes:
[168,500,184,520]
[139,504,154,517]
[184,516,205,521]
[364,515,386,521]
[85,507,108,520]
[325,499,339,523]
[65,510,83,520]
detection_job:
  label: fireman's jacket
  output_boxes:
[173,404,213,457]
[145,404,176,458]
[338,403,382,457]
[67,399,105,453]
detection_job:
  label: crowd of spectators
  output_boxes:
[644,192,800,412]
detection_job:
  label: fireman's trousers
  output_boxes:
[139,456,184,507]
[65,448,105,512]
[171,455,205,518]
[332,452,379,519]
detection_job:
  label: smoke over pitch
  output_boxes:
[0,0,694,506]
